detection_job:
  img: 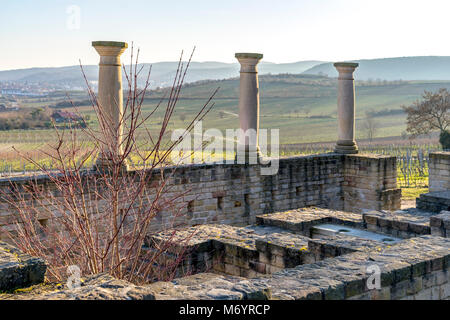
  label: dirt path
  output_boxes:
[401,199,416,210]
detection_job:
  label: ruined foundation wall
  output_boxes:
[0,153,400,240]
[145,235,450,300]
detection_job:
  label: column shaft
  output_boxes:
[235,53,263,162]
[334,62,359,154]
[92,41,128,170]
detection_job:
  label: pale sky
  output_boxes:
[1,0,450,70]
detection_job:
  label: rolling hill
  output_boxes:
[4,56,450,90]
[303,56,450,81]
[0,61,323,89]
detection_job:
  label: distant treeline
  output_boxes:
[0,107,88,131]
[49,100,91,108]
[367,108,405,118]
[0,108,51,130]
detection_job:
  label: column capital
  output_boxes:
[334,62,359,80]
[235,53,263,73]
[92,41,128,58]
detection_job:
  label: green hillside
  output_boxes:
[15,73,449,146]
[139,74,450,144]
[0,61,323,89]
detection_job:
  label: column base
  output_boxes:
[334,140,358,154]
[235,146,263,164]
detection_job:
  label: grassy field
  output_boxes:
[11,74,450,145]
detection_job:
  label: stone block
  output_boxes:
[0,241,47,292]
[414,287,432,300]
[369,287,391,300]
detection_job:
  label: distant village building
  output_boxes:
[1,89,45,96]
[0,103,19,112]
[51,110,83,123]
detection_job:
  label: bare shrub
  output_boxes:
[362,111,378,142]
[0,45,218,284]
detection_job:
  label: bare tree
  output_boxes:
[0,46,218,284]
[303,107,311,117]
[402,88,450,149]
[362,111,378,142]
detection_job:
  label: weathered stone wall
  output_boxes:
[343,154,400,212]
[430,211,450,238]
[0,153,400,240]
[416,151,450,212]
[428,152,450,192]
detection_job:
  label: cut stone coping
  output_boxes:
[148,224,309,254]
[256,207,363,234]
[0,153,343,184]
[311,223,402,243]
[235,53,263,59]
[420,191,450,202]
[394,208,439,217]
[92,41,128,48]
[334,62,359,68]
[430,151,450,158]
[430,211,450,228]
[308,233,390,254]
[345,153,394,159]
[363,210,431,235]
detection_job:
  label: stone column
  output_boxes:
[334,62,359,154]
[235,53,263,163]
[92,41,128,170]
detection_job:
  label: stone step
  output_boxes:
[0,241,46,292]
[416,191,450,213]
